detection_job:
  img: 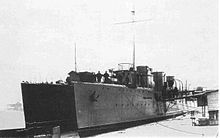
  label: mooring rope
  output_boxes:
[155,122,204,136]
[215,131,219,138]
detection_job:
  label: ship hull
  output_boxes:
[73,82,165,128]
[21,82,171,134]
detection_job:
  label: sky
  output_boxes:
[0,0,218,108]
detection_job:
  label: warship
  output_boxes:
[20,63,186,136]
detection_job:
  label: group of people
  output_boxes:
[162,85,179,99]
[95,70,138,88]
[96,71,110,83]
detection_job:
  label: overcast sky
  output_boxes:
[0,0,218,107]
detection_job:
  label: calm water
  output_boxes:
[0,110,25,130]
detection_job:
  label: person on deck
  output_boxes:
[103,71,109,83]
[116,73,122,84]
[96,71,102,83]
[174,87,178,98]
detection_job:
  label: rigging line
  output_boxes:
[156,122,204,136]
[123,89,200,113]
[216,131,219,138]
[165,100,198,109]
[166,103,201,113]
[121,87,199,113]
[121,91,205,137]
[114,19,152,25]
[126,90,196,111]
[174,102,199,109]
[123,90,191,113]
[166,104,177,111]
[166,102,171,109]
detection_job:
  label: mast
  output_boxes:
[74,43,77,72]
[115,6,152,70]
[131,7,135,69]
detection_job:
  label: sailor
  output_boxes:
[168,89,172,99]
[174,87,178,98]
[162,82,167,99]
[116,73,122,84]
[125,76,129,85]
[96,71,102,82]
[103,71,109,83]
